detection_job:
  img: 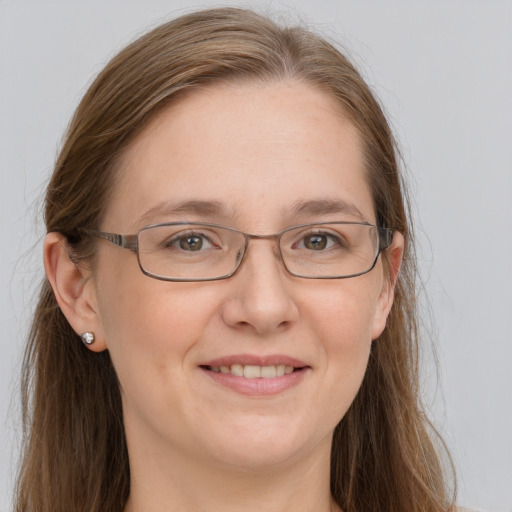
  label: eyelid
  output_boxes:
[292,231,344,248]
[160,229,219,251]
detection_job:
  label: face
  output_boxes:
[88,81,398,472]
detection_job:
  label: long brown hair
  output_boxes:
[15,7,455,512]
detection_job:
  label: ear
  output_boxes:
[44,232,107,352]
[370,231,404,340]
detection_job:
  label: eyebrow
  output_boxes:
[137,197,368,227]
[289,198,367,221]
[137,199,234,226]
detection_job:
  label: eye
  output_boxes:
[303,234,328,250]
[166,232,216,252]
[295,231,345,251]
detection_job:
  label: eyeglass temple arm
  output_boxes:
[378,228,394,251]
[84,229,138,251]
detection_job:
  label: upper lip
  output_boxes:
[199,354,310,368]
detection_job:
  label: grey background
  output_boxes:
[1,1,511,511]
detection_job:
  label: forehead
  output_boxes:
[107,81,375,231]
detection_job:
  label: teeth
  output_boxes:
[261,365,276,378]
[208,364,297,378]
[243,365,260,378]
[231,364,244,377]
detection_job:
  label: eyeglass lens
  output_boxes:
[136,223,382,281]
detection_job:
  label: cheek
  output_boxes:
[99,285,216,347]
[301,279,380,408]
[94,260,222,389]
[304,277,380,347]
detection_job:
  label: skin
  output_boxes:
[45,81,403,512]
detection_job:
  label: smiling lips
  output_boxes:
[199,355,310,396]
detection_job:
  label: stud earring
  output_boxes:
[80,331,95,345]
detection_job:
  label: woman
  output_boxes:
[15,7,456,512]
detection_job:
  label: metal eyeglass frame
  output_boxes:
[81,221,394,282]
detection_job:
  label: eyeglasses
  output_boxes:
[83,221,393,282]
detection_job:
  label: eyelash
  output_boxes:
[164,230,348,252]
[164,232,217,251]
[292,231,347,251]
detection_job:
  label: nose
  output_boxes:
[221,240,300,335]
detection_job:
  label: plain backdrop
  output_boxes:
[1,1,511,511]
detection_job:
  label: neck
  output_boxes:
[123,432,340,512]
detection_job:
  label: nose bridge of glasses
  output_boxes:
[239,232,286,268]
[246,232,281,243]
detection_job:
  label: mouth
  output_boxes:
[198,355,310,395]
[200,364,305,379]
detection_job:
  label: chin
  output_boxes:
[198,416,330,471]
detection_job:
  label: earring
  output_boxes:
[80,331,95,346]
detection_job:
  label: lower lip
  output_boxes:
[200,367,309,396]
